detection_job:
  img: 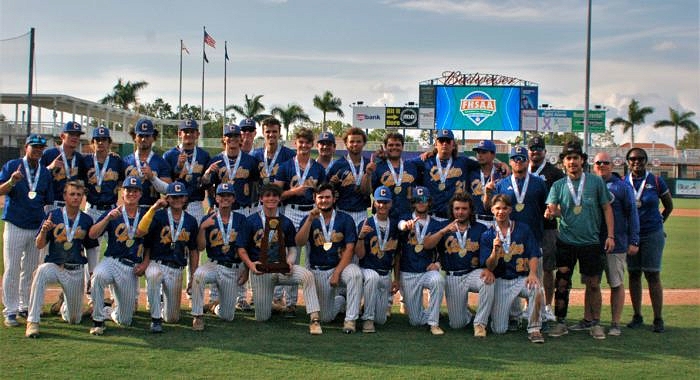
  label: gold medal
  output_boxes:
[170,242,177,250]
[222,244,230,253]
[95,185,101,193]
[459,248,467,257]
[323,242,333,251]
[394,186,401,194]
[63,241,73,250]
[515,203,525,212]
[28,191,37,200]
[636,200,642,208]
[185,174,193,182]
[126,239,134,248]
[573,205,582,215]
[269,218,279,229]
[414,244,424,253]
[438,183,446,191]
[263,177,270,185]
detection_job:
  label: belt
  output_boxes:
[155,260,184,269]
[117,257,138,267]
[311,265,335,271]
[373,268,390,276]
[445,269,473,276]
[288,204,314,211]
[476,214,494,222]
[89,203,116,211]
[63,263,83,271]
[211,260,241,269]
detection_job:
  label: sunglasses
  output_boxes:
[511,156,528,163]
[412,196,430,204]
[628,157,645,162]
[241,128,256,133]
[529,147,545,152]
[595,161,611,166]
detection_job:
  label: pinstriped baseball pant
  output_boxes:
[273,205,309,308]
[491,277,543,334]
[2,222,41,318]
[27,263,84,324]
[400,270,445,327]
[313,264,362,323]
[445,269,495,329]
[360,268,391,325]
[249,265,320,322]
[145,262,183,323]
[91,257,138,325]
[191,261,242,321]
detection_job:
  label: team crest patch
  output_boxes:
[460,91,496,126]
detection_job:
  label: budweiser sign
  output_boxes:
[440,71,520,86]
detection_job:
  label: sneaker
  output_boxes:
[25,322,39,338]
[652,318,665,333]
[236,300,253,312]
[569,319,593,331]
[50,293,64,315]
[528,331,545,344]
[150,319,163,333]
[102,306,114,322]
[608,323,622,336]
[543,306,557,322]
[590,324,606,340]
[474,323,487,338]
[430,325,445,336]
[548,322,569,337]
[362,320,376,333]
[192,316,204,331]
[343,320,356,334]
[309,319,323,335]
[203,301,219,314]
[18,310,28,319]
[627,314,643,329]
[4,314,19,327]
[90,323,105,336]
[508,319,520,332]
[284,305,297,319]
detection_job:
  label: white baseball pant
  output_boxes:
[400,270,445,327]
[249,265,320,322]
[91,257,138,325]
[27,263,84,324]
[145,261,184,323]
[490,277,544,334]
[2,222,41,318]
[360,268,391,325]
[312,264,362,323]
[444,269,495,329]
[191,261,242,321]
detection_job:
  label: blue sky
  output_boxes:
[1,0,698,146]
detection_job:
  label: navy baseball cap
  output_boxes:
[179,119,198,131]
[134,118,155,135]
[510,146,529,160]
[317,131,335,144]
[436,129,454,140]
[373,186,393,202]
[528,136,546,150]
[122,176,143,189]
[25,134,47,146]
[92,126,111,139]
[166,182,188,196]
[472,140,496,153]
[412,186,431,201]
[216,183,235,195]
[239,118,256,131]
[62,121,85,135]
[223,124,241,136]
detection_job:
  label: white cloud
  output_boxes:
[384,0,584,21]
[652,41,677,51]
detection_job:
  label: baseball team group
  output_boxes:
[1,116,673,343]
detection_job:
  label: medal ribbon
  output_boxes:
[121,205,140,240]
[222,153,242,182]
[372,216,390,251]
[480,165,496,189]
[529,161,546,176]
[216,209,234,246]
[134,150,154,177]
[61,207,81,243]
[293,156,311,186]
[413,212,431,245]
[346,155,365,187]
[59,146,77,180]
[263,145,282,178]
[179,145,198,176]
[435,157,453,186]
[627,171,649,204]
[22,157,40,193]
[511,174,530,206]
[566,172,586,209]
[388,159,404,189]
[455,224,470,250]
[92,154,110,187]
[167,208,185,245]
[260,210,280,243]
[319,210,336,245]
[497,220,512,254]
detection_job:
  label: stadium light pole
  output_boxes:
[583,0,592,152]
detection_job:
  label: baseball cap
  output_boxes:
[373,186,393,202]
[62,121,85,135]
[92,126,111,139]
[239,118,256,131]
[510,146,529,160]
[122,176,143,189]
[134,118,155,136]
[436,129,454,140]
[216,183,236,195]
[472,140,496,153]
[559,140,588,161]
[179,119,198,131]
[317,131,335,144]
[528,136,546,151]
[412,186,431,202]
[25,134,47,146]
[166,182,188,196]
[223,124,241,137]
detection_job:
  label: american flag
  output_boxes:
[204,31,216,48]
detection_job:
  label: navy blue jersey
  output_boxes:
[439,222,487,272]
[479,222,541,280]
[200,210,248,263]
[0,158,53,229]
[95,209,144,263]
[275,158,326,206]
[602,175,640,252]
[144,208,198,267]
[397,213,445,273]
[40,208,98,265]
[494,174,548,241]
[209,151,261,209]
[123,151,172,206]
[251,145,296,183]
[301,211,357,268]
[326,155,371,212]
[411,155,479,218]
[371,159,420,219]
[163,146,211,202]
[41,147,87,202]
[466,166,506,216]
[237,213,296,262]
[627,172,669,235]
[357,216,400,273]
[83,153,125,207]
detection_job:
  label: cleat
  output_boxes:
[343,320,356,334]
[430,325,445,336]
[4,314,19,327]
[309,319,323,335]
[90,326,105,336]
[192,316,204,331]
[236,300,253,312]
[25,322,39,338]
[150,319,163,333]
[473,323,487,338]
[362,320,376,333]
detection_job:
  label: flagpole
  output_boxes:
[223,40,227,129]
[200,26,206,147]
[179,39,183,120]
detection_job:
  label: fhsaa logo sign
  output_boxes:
[460,91,496,126]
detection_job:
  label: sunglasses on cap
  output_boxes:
[595,161,611,166]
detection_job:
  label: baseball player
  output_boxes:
[295,183,362,333]
[480,194,545,343]
[1,134,53,327]
[236,183,323,335]
[239,118,257,154]
[190,183,248,330]
[87,176,147,334]
[425,193,493,337]
[355,186,400,333]
[25,180,98,338]
[371,132,420,220]
[123,118,172,207]
[326,128,372,226]
[136,182,199,333]
[315,131,336,172]
[396,186,446,335]
[545,141,614,340]
[466,140,506,227]
[251,117,296,188]
[40,121,88,212]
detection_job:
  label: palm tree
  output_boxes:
[609,98,654,147]
[100,78,149,110]
[270,104,311,140]
[313,90,344,132]
[653,107,698,149]
[226,94,266,122]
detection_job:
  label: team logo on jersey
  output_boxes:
[460,91,496,126]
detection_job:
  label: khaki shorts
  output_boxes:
[605,253,626,288]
